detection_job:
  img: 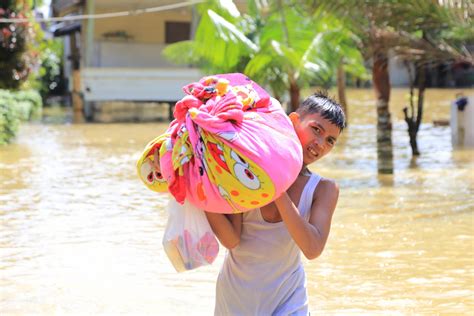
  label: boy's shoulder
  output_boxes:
[313,176,339,200]
[308,176,340,217]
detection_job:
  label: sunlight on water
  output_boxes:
[1,89,473,315]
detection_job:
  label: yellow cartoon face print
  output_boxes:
[136,135,169,192]
[200,132,275,211]
[171,127,195,177]
[231,84,259,109]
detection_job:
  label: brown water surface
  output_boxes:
[1,89,473,315]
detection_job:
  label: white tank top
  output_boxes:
[215,173,322,316]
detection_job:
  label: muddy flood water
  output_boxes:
[1,88,473,315]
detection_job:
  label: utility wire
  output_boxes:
[0,0,203,23]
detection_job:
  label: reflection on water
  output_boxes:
[1,89,473,314]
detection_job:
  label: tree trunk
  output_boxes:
[409,130,419,155]
[403,61,419,156]
[278,0,300,113]
[373,49,394,174]
[413,64,426,155]
[416,65,426,126]
[337,58,348,124]
[289,78,300,113]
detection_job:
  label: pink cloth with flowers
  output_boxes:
[137,73,302,213]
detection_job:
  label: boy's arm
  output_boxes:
[205,212,242,249]
[274,179,339,260]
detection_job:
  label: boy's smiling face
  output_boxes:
[289,111,341,165]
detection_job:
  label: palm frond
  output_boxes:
[193,9,257,71]
[162,41,200,65]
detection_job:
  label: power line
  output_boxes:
[0,0,203,23]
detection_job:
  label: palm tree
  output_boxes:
[395,1,473,156]
[163,0,366,113]
[309,0,472,173]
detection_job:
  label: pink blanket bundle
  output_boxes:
[137,73,302,213]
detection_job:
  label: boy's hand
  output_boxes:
[148,149,160,171]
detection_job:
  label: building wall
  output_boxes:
[93,10,192,43]
[85,9,193,68]
[94,42,175,68]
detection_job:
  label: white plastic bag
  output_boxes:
[163,198,219,272]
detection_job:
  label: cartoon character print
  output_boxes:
[231,84,259,110]
[194,135,209,203]
[185,76,230,102]
[200,76,261,110]
[171,126,193,174]
[200,131,275,212]
[138,76,274,208]
[137,135,169,192]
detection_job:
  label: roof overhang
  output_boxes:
[52,21,81,37]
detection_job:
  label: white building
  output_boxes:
[51,0,202,122]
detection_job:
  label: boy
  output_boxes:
[205,91,345,315]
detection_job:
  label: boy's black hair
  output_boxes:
[296,91,346,132]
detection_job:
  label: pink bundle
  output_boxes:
[137,73,302,213]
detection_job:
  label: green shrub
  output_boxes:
[0,89,43,144]
[14,89,42,120]
[0,92,20,145]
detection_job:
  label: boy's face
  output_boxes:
[289,111,341,166]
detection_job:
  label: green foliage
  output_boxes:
[37,38,64,100]
[0,1,39,89]
[163,0,367,105]
[0,89,42,144]
[244,5,367,93]
[194,9,257,72]
[163,40,201,66]
[309,0,472,64]
[13,89,42,119]
[164,0,256,74]
[0,90,20,145]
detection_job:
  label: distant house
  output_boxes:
[51,0,202,122]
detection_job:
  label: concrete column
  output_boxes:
[451,94,474,147]
[85,0,95,67]
[190,5,198,40]
[81,0,95,121]
[72,70,84,123]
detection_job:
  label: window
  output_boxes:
[165,21,191,44]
